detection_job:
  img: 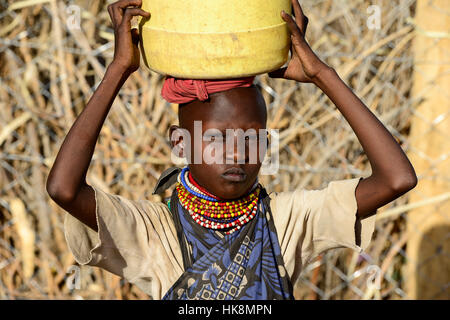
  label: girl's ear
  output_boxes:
[169,125,186,158]
[263,130,271,160]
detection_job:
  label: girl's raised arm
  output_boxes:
[46,0,150,231]
[270,0,417,219]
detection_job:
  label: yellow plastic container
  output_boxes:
[139,0,291,79]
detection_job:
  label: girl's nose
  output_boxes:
[224,135,248,164]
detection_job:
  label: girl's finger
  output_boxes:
[108,3,122,27]
[115,0,143,10]
[282,10,303,40]
[107,5,115,25]
[292,0,305,21]
[268,67,288,79]
[120,8,150,29]
[291,0,306,33]
[303,16,309,33]
[111,0,143,26]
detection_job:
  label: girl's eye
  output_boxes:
[209,135,223,142]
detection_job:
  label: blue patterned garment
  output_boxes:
[162,186,294,300]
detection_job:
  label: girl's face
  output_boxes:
[170,86,267,200]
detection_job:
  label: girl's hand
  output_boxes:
[108,0,150,75]
[269,0,329,83]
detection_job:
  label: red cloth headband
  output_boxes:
[161,75,256,104]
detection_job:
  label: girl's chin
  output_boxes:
[214,185,250,200]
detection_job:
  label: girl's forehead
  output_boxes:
[179,87,267,129]
[200,119,266,131]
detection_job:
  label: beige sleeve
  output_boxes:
[63,186,184,299]
[270,177,377,282]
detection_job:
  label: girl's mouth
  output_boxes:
[221,167,247,182]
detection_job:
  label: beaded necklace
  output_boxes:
[176,167,260,235]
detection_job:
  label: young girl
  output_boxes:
[47,0,417,300]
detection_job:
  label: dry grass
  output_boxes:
[0,0,447,299]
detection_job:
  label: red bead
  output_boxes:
[176,182,260,234]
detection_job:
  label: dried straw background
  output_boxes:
[0,0,448,299]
